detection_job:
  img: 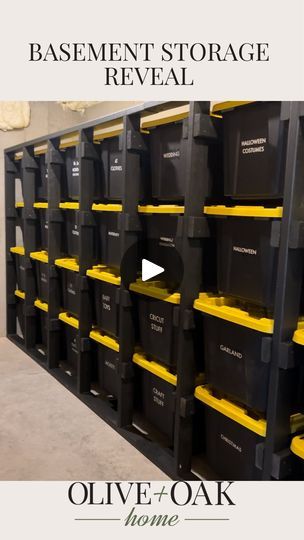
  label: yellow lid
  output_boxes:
[130,279,181,304]
[290,413,304,435]
[34,298,48,312]
[141,104,189,129]
[194,292,273,334]
[10,246,25,256]
[291,434,304,460]
[89,329,119,352]
[93,119,123,141]
[211,101,255,114]
[59,202,79,210]
[30,250,48,264]
[138,204,184,214]
[59,312,79,329]
[195,385,266,437]
[87,265,121,286]
[33,202,48,209]
[293,327,304,346]
[15,202,24,208]
[297,317,304,329]
[204,205,283,218]
[15,289,25,300]
[55,257,79,272]
[133,352,177,386]
[92,203,123,212]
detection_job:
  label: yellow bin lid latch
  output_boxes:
[130,279,181,304]
[89,329,119,352]
[30,250,49,264]
[194,292,274,334]
[87,265,121,286]
[55,257,79,272]
[204,205,283,219]
[59,312,79,329]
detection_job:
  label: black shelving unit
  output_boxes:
[5,100,304,480]
[262,101,304,479]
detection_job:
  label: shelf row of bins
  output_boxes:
[15,102,291,204]
[15,119,219,204]
[12,201,286,312]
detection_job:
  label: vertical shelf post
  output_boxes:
[47,139,65,369]
[21,147,39,349]
[174,101,221,476]
[117,112,144,427]
[78,128,100,394]
[5,153,18,336]
[263,102,304,479]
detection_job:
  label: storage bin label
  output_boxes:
[110,155,123,173]
[162,150,180,159]
[105,359,116,371]
[153,386,165,407]
[67,281,76,295]
[220,433,242,453]
[149,312,165,333]
[233,245,257,255]
[102,294,111,311]
[72,159,80,177]
[220,344,243,359]
[159,236,175,248]
[71,337,78,354]
[241,137,267,155]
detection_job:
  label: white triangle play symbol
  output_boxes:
[142,259,164,282]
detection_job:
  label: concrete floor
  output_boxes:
[0,337,168,480]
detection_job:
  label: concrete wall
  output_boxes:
[0,101,143,337]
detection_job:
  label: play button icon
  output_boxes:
[142,259,164,282]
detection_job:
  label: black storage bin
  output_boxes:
[65,146,102,201]
[206,206,282,312]
[221,101,287,200]
[149,121,188,202]
[38,310,47,348]
[37,154,48,201]
[15,292,25,339]
[194,293,274,413]
[195,386,304,480]
[36,207,48,251]
[87,266,121,338]
[15,205,24,246]
[30,251,51,305]
[10,247,26,292]
[34,299,48,349]
[36,261,48,303]
[90,329,120,397]
[65,147,81,201]
[133,352,176,443]
[291,435,304,479]
[130,281,180,368]
[95,211,122,269]
[61,206,79,259]
[101,137,124,201]
[101,135,147,202]
[59,313,79,372]
[140,210,184,289]
[293,326,304,412]
[149,118,221,202]
[56,259,79,318]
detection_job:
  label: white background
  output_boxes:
[0,0,303,99]
[0,481,302,539]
